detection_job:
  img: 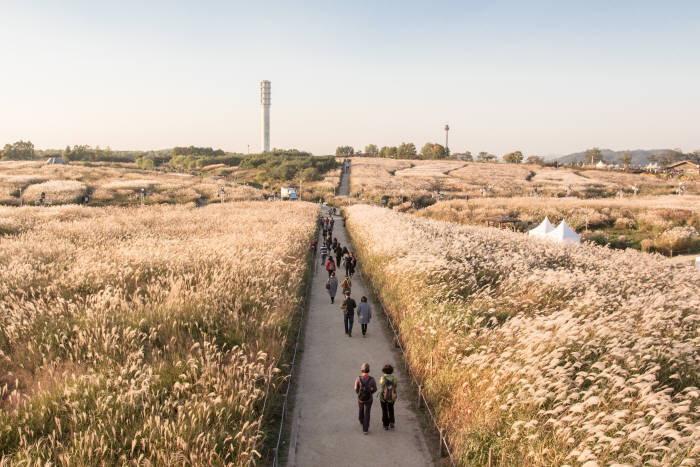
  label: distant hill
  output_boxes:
[555,149,671,166]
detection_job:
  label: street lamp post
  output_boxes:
[444,124,450,156]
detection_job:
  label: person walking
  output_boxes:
[341,275,352,296]
[354,363,377,434]
[335,244,343,267]
[349,253,357,277]
[342,293,357,337]
[357,296,372,337]
[343,254,353,276]
[379,364,398,430]
[325,257,336,278]
[320,243,328,265]
[327,272,338,304]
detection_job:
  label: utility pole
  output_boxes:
[444,124,450,157]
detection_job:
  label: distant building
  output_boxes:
[665,160,699,175]
[45,157,67,165]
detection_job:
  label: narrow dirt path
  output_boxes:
[286,167,433,466]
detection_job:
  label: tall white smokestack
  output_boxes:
[260,80,271,153]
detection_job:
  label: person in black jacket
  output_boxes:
[354,363,377,434]
[335,244,343,266]
[342,293,357,337]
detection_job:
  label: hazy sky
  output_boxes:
[2,0,699,156]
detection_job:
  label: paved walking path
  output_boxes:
[286,166,433,466]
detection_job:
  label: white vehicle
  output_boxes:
[281,186,299,200]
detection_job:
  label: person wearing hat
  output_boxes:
[354,363,377,434]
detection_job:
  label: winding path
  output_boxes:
[285,165,434,466]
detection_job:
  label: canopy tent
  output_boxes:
[547,220,581,244]
[528,216,554,238]
[45,157,67,165]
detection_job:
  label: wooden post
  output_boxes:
[488,447,492,467]
[417,385,423,407]
[439,428,446,456]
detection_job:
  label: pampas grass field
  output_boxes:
[0,202,317,465]
[0,162,264,206]
[347,158,699,203]
[346,204,699,466]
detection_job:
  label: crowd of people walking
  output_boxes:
[316,209,398,435]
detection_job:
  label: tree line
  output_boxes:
[336,144,548,164]
[336,143,450,160]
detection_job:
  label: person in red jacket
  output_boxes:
[325,256,336,277]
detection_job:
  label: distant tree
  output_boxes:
[397,142,417,158]
[689,150,700,164]
[525,155,544,165]
[462,151,473,161]
[618,152,633,169]
[503,151,524,164]
[137,156,155,169]
[585,147,603,164]
[477,151,496,162]
[420,142,447,159]
[172,146,225,157]
[379,146,398,158]
[0,140,35,160]
[364,144,378,157]
[335,146,355,157]
[658,149,682,166]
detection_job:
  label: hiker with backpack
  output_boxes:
[325,257,336,278]
[354,363,377,434]
[379,364,397,430]
[357,296,371,337]
[341,275,352,296]
[327,272,338,304]
[342,293,357,337]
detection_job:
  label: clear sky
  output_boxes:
[1,0,699,156]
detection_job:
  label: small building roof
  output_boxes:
[665,160,699,169]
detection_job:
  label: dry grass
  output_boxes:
[0,162,264,206]
[0,201,317,465]
[21,180,88,204]
[419,195,700,253]
[346,204,699,466]
[347,158,699,202]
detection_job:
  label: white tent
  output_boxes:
[547,220,581,244]
[595,160,608,169]
[528,217,554,238]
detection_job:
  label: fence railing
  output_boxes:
[368,283,457,466]
[248,228,317,467]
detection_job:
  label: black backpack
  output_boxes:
[358,376,372,402]
[382,377,397,402]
